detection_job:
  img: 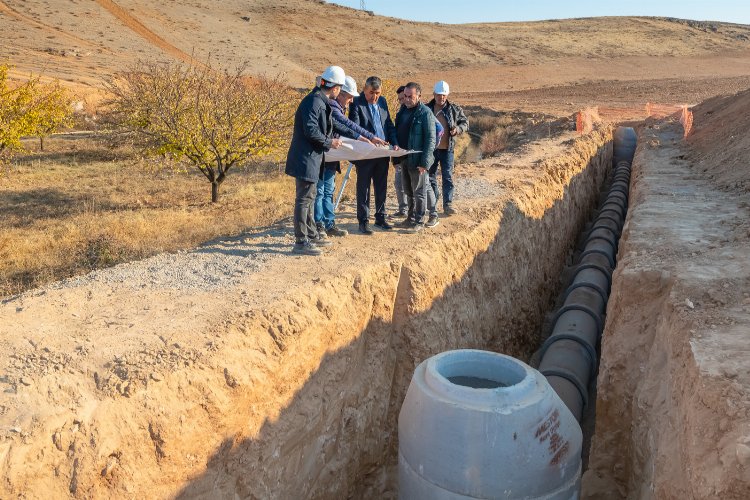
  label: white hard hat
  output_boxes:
[341,76,359,97]
[434,80,450,95]
[320,65,346,87]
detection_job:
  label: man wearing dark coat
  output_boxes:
[349,76,399,234]
[284,66,347,255]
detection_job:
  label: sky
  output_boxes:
[327,1,750,25]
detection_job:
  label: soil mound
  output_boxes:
[687,87,750,192]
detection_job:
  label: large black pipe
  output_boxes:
[538,126,637,422]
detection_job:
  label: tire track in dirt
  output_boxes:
[0,0,111,53]
[450,33,515,65]
[93,0,197,65]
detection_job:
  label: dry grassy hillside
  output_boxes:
[688,87,750,191]
[3,0,750,91]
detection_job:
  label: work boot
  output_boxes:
[425,215,439,228]
[444,205,456,216]
[292,241,322,256]
[316,223,327,238]
[359,222,373,235]
[326,224,348,237]
[396,218,415,228]
[374,220,393,230]
[407,223,425,234]
[311,233,332,247]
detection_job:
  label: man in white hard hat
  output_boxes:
[349,76,398,234]
[285,65,348,256]
[316,76,386,238]
[427,80,469,219]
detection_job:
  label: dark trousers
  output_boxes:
[394,164,407,211]
[294,178,319,243]
[402,167,428,224]
[355,158,389,224]
[429,148,455,210]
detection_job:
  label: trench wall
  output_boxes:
[582,123,750,499]
[175,128,612,499]
[1,129,613,499]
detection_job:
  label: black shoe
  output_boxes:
[292,241,322,256]
[425,215,439,228]
[326,224,348,237]
[374,220,393,230]
[406,223,425,234]
[444,205,456,216]
[311,236,332,247]
[396,218,415,228]
[359,222,373,235]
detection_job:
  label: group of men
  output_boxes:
[285,65,468,255]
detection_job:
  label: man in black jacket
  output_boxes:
[349,76,398,234]
[285,66,347,256]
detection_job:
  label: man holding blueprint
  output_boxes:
[348,76,399,234]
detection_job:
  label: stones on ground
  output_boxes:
[736,442,750,466]
[224,368,238,388]
[20,377,32,386]
[685,298,694,309]
[719,418,729,432]
[101,455,119,477]
[116,380,131,396]
[150,372,163,382]
[52,431,65,451]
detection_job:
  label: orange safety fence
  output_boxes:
[575,107,601,135]
[576,102,693,138]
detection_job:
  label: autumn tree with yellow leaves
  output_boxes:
[108,61,296,202]
[0,64,73,161]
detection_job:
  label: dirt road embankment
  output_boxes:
[0,128,613,498]
[583,121,750,498]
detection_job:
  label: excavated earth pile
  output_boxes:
[583,116,750,498]
[0,128,614,498]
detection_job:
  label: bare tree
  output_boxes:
[107,61,296,202]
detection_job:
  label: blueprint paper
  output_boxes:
[325,137,419,162]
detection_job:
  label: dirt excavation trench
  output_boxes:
[4,117,748,499]
[582,121,750,499]
[0,127,614,498]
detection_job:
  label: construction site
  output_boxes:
[1,0,749,498]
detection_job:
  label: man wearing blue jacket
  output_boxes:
[316,76,387,238]
[349,76,399,234]
[285,66,349,256]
